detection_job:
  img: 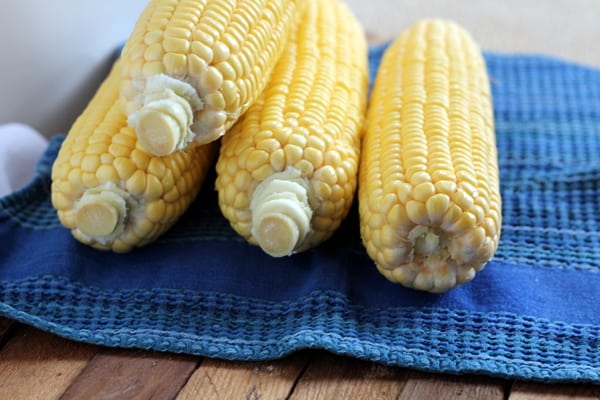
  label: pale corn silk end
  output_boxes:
[359,20,502,293]
[119,0,300,156]
[215,0,369,257]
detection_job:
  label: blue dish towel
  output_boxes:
[2,43,600,383]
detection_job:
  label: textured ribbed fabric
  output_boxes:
[1,43,600,382]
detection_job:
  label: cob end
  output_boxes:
[253,214,302,257]
[250,170,312,257]
[130,105,187,156]
[379,224,495,293]
[128,74,202,156]
[74,185,129,241]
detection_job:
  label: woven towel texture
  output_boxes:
[1,44,600,382]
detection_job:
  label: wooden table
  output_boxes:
[0,317,597,399]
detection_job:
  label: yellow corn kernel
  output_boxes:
[51,60,218,252]
[120,0,299,156]
[358,19,502,293]
[215,0,368,257]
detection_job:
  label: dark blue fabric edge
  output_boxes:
[0,274,598,383]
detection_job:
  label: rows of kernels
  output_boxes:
[52,62,217,252]
[216,0,368,251]
[358,20,501,290]
[120,0,297,144]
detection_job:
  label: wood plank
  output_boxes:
[289,353,408,400]
[396,371,508,400]
[60,348,199,400]
[0,326,98,400]
[509,381,600,399]
[176,352,309,400]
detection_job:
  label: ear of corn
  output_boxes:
[51,59,218,252]
[359,20,502,293]
[215,0,368,257]
[119,0,299,156]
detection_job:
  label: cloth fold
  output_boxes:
[0,123,48,197]
[1,44,600,383]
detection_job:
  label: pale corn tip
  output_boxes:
[128,74,201,156]
[76,202,119,237]
[74,186,128,240]
[253,214,301,257]
[131,107,184,156]
[250,170,312,257]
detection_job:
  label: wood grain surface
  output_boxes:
[509,381,600,400]
[289,353,408,399]
[60,349,198,399]
[177,353,308,400]
[0,326,97,399]
[0,321,598,399]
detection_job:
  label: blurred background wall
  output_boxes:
[1,0,598,137]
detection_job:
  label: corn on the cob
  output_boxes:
[359,19,501,293]
[51,59,218,252]
[119,0,298,156]
[215,0,368,257]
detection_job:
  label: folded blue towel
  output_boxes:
[2,43,600,383]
